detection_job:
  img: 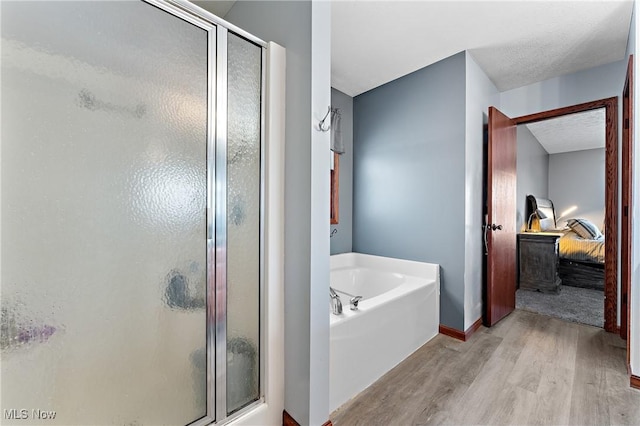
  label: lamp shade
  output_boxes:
[527,208,549,231]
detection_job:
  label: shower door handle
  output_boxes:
[206,206,216,242]
[207,207,212,241]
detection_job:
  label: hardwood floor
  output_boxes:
[330,310,640,426]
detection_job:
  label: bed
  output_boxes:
[526,195,605,291]
[557,231,605,290]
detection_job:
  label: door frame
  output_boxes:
[512,97,619,333]
[622,55,633,361]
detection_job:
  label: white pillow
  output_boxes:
[567,218,603,239]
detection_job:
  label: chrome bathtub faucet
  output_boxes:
[330,287,342,315]
[350,296,363,311]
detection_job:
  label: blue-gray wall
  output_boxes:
[353,52,467,330]
[516,125,549,231]
[549,148,606,228]
[330,88,353,254]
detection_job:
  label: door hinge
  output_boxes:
[625,118,630,129]
[624,205,629,217]
[622,293,628,305]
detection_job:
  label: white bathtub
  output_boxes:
[329,253,440,412]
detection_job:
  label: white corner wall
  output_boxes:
[309,1,331,424]
[629,0,639,380]
[464,52,499,330]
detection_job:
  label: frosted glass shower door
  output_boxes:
[1,1,211,424]
[225,32,263,415]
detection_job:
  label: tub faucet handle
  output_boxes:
[330,287,342,315]
[350,295,363,311]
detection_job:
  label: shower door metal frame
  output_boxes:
[143,1,267,425]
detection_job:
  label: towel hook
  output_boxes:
[318,106,332,132]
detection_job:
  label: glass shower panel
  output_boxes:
[1,2,209,425]
[226,33,262,414]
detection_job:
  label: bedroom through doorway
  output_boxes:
[511,98,618,332]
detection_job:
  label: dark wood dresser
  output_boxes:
[518,232,563,293]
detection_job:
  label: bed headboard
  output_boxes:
[526,195,556,231]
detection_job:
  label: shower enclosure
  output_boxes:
[1,1,264,424]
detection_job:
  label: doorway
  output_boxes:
[514,98,618,332]
[515,110,607,328]
[485,98,619,333]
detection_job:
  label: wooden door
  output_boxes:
[621,55,633,344]
[485,107,518,326]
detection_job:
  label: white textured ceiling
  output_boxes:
[525,109,606,154]
[192,0,236,19]
[332,1,633,97]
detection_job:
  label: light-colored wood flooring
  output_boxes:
[330,309,640,426]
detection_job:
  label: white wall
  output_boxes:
[548,148,606,229]
[464,52,499,330]
[628,0,639,380]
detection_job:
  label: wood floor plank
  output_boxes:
[412,334,503,424]
[438,317,539,425]
[526,318,578,425]
[412,331,505,423]
[449,345,519,425]
[489,310,539,364]
[569,326,613,425]
[606,375,640,425]
[482,311,515,338]
[484,385,537,426]
[506,324,547,392]
[528,364,574,425]
[331,310,640,426]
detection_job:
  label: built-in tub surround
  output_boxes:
[329,253,440,413]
